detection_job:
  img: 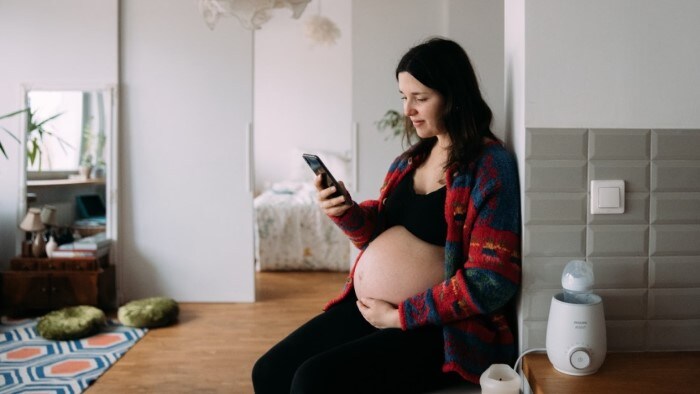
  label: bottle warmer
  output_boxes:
[545,260,607,375]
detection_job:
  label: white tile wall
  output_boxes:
[522,128,700,352]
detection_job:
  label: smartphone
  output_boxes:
[302,153,352,205]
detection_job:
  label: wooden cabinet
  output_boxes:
[1,255,115,316]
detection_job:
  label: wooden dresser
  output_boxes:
[1,254,115,316]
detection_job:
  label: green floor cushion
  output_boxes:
[37,305,106,340]
[118,297,179,328]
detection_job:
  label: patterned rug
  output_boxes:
[0,318,147,394]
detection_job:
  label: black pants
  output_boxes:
[251,295,462,394]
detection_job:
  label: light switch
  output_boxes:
[591,180,625,214]
[598,187,620,208]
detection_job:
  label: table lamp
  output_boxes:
[40,205,57,227]
[20,207,46,257]
[40,205,58,257]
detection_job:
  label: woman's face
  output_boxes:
[398,72,446,139]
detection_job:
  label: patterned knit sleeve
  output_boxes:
[327,155,405,250]
[398,148,522,329]
[327,200,380,250]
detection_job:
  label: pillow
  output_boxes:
[37,305,106,340]
[118,297,179,328]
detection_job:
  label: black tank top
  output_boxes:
[384,172,447,246]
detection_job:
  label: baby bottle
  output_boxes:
[561,259,595,304]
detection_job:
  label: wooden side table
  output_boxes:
[1,254,115,316]
[523,351,700,394]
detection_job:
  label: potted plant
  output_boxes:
[0,108,68,168]
[375,109,406,140]
[79,154,93,179]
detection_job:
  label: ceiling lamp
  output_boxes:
[198,0,311,30]
[304,0,340,46]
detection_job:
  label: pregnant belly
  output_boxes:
[353,226,445,306]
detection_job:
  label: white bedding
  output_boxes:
[254,181,350,271]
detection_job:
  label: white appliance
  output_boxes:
[545,260,607,375]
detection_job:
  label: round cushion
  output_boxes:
[118,297,179,328]
[37,305,106,340]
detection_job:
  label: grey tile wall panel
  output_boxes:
[588,192,649,225]
[524,225,586,257]
[597,289,648,320]
[526,192,587,225]
[651,192,700,224]
[526,128,587,160]
[526,160,588,192]
[522,289,558,320]
[522,320,547,349]
[587,257,648,289]
[588,160,650,192]
[606,321,647,351]
[521,128,700,353]
[589,129,650,160]
[523,257,580,290]
[648,320,700,350]
[649,288,700,319]
[651,161,700,192]
[650,256,700,288]
[652,129,700,160]
[650,224,700,256]
[587,225,649,257]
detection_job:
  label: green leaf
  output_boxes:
[2,126,21,143]
[35,111,63,129]
[0,142,7,159]
[0,108,29,121]
[27,138,40,166]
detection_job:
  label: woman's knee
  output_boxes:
[290,356,348,394]
[252,348,290,393]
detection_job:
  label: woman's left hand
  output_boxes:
[356,298,401,329]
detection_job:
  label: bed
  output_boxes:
[254,151,351,271]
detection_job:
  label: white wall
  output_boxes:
[504,0,527,353]
[254,0,352,193]
[447,0,505,140]
[526,0,700,128]
[120,0,255,302]
[0,0,118,268]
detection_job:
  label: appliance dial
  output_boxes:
[569,348,591,370]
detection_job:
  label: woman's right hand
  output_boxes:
[314,174,352,217]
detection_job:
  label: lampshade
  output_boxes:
[304,14,340,46]
[198,0,311,30]
[19,208,45,232]
[40,205,58,227]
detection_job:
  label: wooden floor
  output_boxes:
[88,271,347,394]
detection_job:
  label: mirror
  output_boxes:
[25,89,112,174]
[19,85,118,247]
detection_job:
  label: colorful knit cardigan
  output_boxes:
[324,140,522,383]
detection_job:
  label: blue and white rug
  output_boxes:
[0,318,146,394]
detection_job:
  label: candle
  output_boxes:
[479,364,520,394]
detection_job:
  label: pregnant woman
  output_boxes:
[252,37,521,394]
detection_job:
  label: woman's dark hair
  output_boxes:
[396,37,497,170]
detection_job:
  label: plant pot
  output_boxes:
[79,165,92,179]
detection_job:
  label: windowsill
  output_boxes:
[27,178,105,187]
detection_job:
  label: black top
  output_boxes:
[384,171,447,246]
